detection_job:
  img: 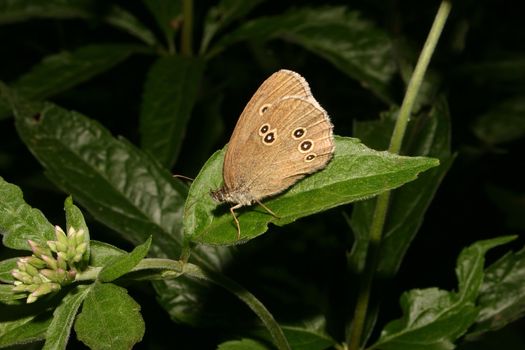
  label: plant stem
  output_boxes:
[346,2,452,349]
[181,0,193,56]
[389,1,452,155]
[347,193,390,349]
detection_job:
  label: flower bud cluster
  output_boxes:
[11,226,87,303]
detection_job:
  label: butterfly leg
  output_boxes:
[255,200,280,219]
[230,204,242,239]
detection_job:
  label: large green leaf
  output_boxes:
[371,236,516,350]
[140,56,204,167]
[74,283,145,350]
[0,176,55,250]
[214,7,396,102]
[0,44,146,120]
[467,245,525,338]
[4,86,188,259]
[184,136,439,245]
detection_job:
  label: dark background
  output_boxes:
[1,0,524,349]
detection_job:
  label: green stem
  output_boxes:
[346,2,452,349]
[185,264,291,350]
[74,259,185,282]
[75,266,101,281]
[347,193,390,349]
[179,239,192,264]
[181,0,193,56]
[389,1,452,155]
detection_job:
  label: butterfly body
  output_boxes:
[211,70,335,236]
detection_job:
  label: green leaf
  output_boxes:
[472,97,525,145]
[104,6,158,46]
[350,97,454,277]
[371,236,516,350]
[200,0,265,53]
[214,7,396,102]
[64,197,88,236]
[98,236,152,282]
[140,56,205,167]
[89,241,126,267]
[0,44,146,120]
[0,0,96,24]
[9,89,187,258]
[0,309,52,347]
[0,2,157,46]
[143,0,181,45]
[74,283,145,350]
[64,196,90,267]
[0,176,55,250]
[43,285,91,350]
[185,136,439,245]
[468,245,525,338]
[456,237,517,300]
[375,288,478,350]
[218,338,271,350]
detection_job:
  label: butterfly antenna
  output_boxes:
[172,174,194,182]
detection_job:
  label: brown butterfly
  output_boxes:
[211,70,335,238]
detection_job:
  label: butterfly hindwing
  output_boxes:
[227,96,334,200]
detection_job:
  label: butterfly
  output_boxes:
[211,70,335,238]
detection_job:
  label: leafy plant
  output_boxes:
[1,0,524,349]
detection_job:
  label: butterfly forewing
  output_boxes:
[224,70,313,188]
[227,96,334,201]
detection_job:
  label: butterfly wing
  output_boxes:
[223,70,313,189]
[226,96,334,202]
